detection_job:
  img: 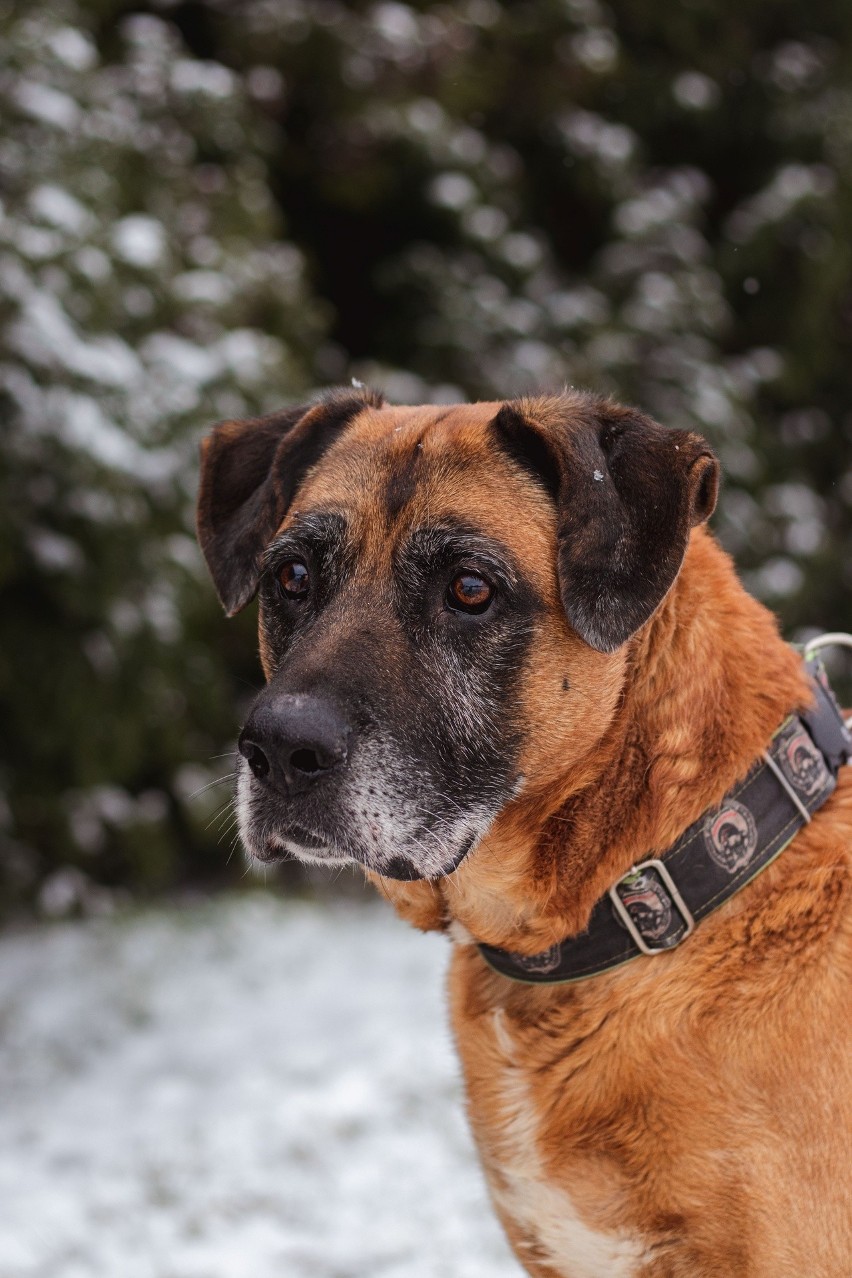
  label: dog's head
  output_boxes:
[197,388,717,881]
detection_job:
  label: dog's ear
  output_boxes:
[494,396,719,652]
[196,388,381,615]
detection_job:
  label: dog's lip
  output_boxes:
[252,824,334,864]
[249,810,487,878]
[281,824,327,850]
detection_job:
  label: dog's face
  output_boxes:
[197,389,717,881]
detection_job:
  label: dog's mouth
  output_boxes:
[280,824,327,851]
[253,824,477,879]
[242,788,487,880]
[253,823,334,865]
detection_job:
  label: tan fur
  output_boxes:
[261,398,852,1275]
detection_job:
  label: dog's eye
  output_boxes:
[278,559,310,599]
[447,572,494,615]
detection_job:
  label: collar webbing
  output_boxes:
[478,657,852,985]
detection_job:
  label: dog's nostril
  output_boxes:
[244,743,270,780]
[290,747,322,775]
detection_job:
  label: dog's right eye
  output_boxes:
[446,572,494,615]
[277,559,310,600]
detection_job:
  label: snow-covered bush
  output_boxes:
[0,1,325,910]
[4,0,852,913]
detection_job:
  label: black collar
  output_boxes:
[479,654,852,985]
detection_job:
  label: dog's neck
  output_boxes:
[394,528,811,953]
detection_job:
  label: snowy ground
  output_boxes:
[0,893,523,1278]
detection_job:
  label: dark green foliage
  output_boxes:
[2,0,851,913]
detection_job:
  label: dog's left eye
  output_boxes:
[446,572,494,615]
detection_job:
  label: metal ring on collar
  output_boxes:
[803,632,852,730]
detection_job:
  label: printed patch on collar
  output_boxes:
[510,944,562,976]
[615,868,673,942]
[778,724,831,798]
[702,799,758,874]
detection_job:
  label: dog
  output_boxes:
[196,386,852,1277]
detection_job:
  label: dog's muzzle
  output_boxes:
[236,691,482,880]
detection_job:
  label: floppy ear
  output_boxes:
[494,395,719,652]
[196,388,381,615]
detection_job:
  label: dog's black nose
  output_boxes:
[238,694,351,794]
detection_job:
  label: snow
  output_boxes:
[170,60,236,99]
[171,270,235,306]
[672,71,720,111]
[0,894,523,1278]
[141,333,221,386]
[13,80,81,130]
[111,216,168,269]
[372,3,422,47]
[725,164,835,244]
[429,172,478,210]
[8,291,142,386]
[558,110,635,170]
[46,26,97,73]
[25,528,84,573]
[47,392,179,483]
[29,185,92,235]
[570,28,618,74]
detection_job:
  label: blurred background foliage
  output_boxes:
[1,0,851,916]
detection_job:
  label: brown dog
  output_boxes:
[197,387,852,1278]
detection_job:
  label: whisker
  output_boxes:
[203,798,236,834]
[216,812,240,846]
[226,831,244,865]
[187,773,237,802]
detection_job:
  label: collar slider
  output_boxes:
[608,858,696,956]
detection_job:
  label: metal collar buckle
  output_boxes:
[608,858,696,956]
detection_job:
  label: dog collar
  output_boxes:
[479,648,852,985]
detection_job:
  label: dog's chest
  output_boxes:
[467,1006,649,1278]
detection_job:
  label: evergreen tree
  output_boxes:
[0,0,325,911]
